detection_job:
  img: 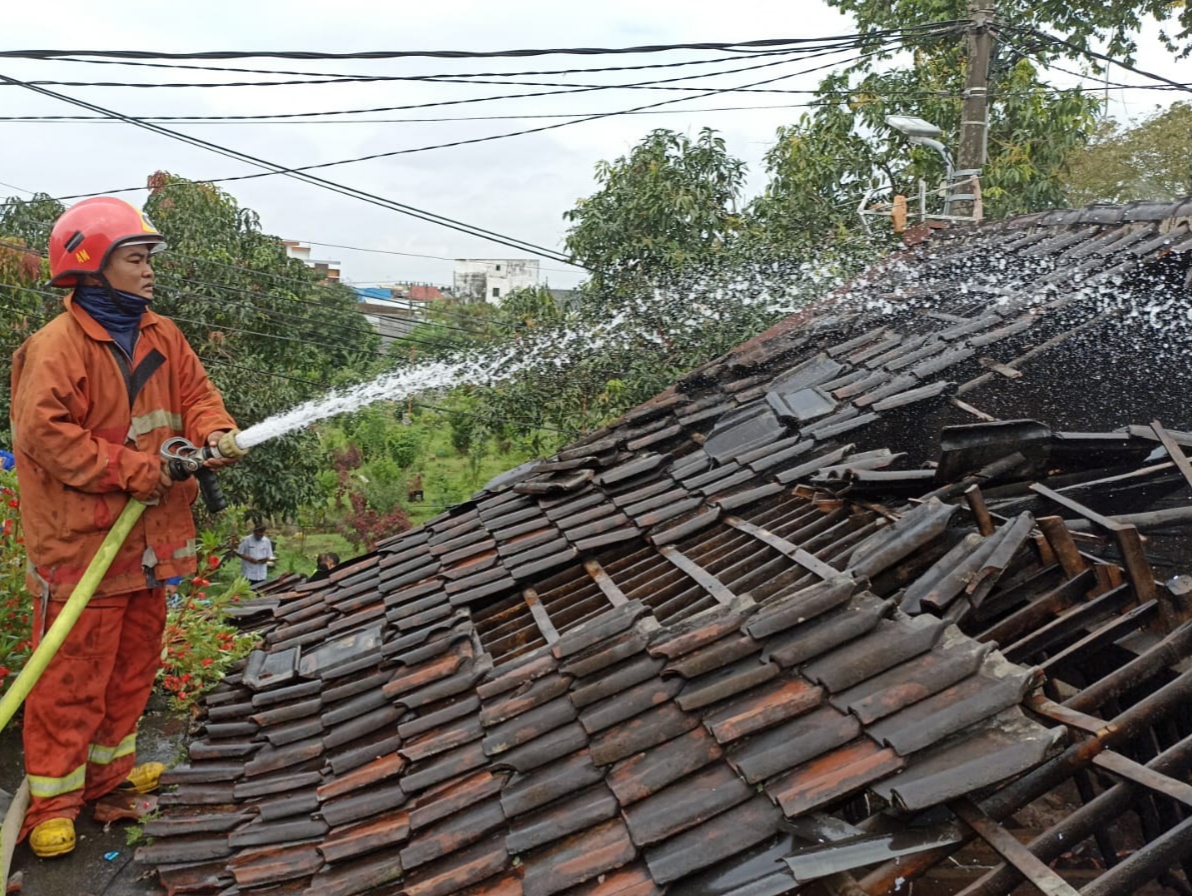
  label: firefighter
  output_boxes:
[10,197,240,858]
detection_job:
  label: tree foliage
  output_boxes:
[564,128,746,295]
[1063,101,1192,206]
[750,4,1105,247]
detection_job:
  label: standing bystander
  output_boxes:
[235,524,276,588]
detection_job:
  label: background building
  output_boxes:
[453,258,540,303]
[283,240,342,284]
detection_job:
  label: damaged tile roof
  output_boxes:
[144,199,1192,895]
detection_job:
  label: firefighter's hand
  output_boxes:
[204,431,238,469]
[134,462,174,504]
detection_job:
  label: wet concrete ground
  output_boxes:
[1,696,187,896]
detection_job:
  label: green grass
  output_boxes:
[273,530,356,576]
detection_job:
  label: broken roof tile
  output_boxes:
[505,783,620,855]
[604,724,723,806]
[500,750,605,818]
[317,751,406,802]
[480,673,572,726]
[800,616,948,693]
[489,721,589,774]
[578,676,684,734]
[703,675,824,744]
[408,770,505,834]
[729,705,861,784]
[761,594,890,668]
[521,818,637,896]
[401,740,489,794]
[831,637,990,725]
[483,696,578,755]
[744,578,856,640]
[402,713,485,763]
[768,738,906,817]
[318,807,410,865]
[400,798,506,871]
[673,656,780,712]
[642,795,781,885]
[589,703,701,766]
[867,663,1036,756]
[623,761,752,847]
[663,631,761,678]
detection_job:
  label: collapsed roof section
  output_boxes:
[142,198,1192,895]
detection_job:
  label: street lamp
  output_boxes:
[885,114,955,188]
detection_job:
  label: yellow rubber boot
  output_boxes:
[121,762,166,794]
[30,818,75,858]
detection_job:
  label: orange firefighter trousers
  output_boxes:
[19,588,165,839]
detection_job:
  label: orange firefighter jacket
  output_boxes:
[11,293,237,600]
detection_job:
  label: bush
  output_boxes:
[159,528,258,711]
[0,471,32,698]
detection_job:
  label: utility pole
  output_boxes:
[954,0,995,220]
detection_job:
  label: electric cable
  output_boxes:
[41,43,867,81]
[14,45,854,88]
[4,34,947,127]
[994,28,1188,94]
[0,31,968,62]
[0,82,581,265]
[29,33,933,220]
[1003,23,1192,98]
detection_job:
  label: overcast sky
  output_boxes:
[1,1,1185,290]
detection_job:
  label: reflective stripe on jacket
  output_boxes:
[11,293,237,599]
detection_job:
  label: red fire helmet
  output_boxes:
[48,197,165,287]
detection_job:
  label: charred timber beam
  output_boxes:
[1035,516,1087,578]
[959,734,1192,896]
[1150,420,1192,492]
[949,799,1080,896]
[1080,815,1192,896]
[1065,619,1192,714]
[923,452,1028,501]
[965,485,996,536]
[1091,749,1192,808]
[1003,583,1134,664]
[1032,483,1164,627]
[1064,505,1192,532]
[976,568,1096,648]
[1039,601,1158,675]
[860,666,1192,894]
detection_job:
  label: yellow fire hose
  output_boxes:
[0,499,147,886]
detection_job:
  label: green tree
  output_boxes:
[1063,102,1192,205]
[749,8,1104,249]
[564,128,746,295]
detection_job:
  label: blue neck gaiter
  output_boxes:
[74,285,150,359]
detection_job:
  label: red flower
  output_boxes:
[0,666,9,679]
[7,498,17,509]
[207,556,221,570]
[201,658,214,667]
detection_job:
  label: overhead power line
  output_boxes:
[27,32,935,212]
[0,70,579,265]
[0,31,965,62]
[42,45,848,81]
[11,45,850,88]
[1003,23,1192,99]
